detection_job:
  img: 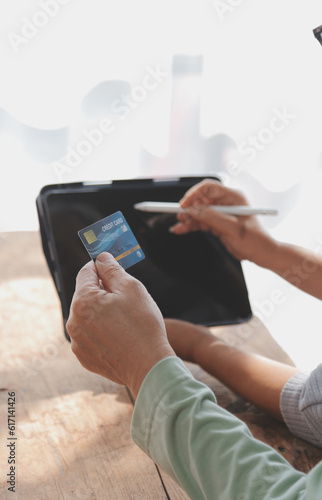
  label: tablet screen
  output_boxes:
[40,178,252,330]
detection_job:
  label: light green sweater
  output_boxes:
[131,357,322,500]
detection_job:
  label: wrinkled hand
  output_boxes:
[67,252,175,397]
[170,179,276,265]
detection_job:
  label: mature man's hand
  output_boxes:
[66,252,175,397]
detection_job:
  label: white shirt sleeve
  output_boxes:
[280,363,322,448]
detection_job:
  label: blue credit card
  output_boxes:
[78,211,145,270]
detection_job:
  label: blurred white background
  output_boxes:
[1,0,322,370]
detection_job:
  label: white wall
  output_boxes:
[1,0,322,370]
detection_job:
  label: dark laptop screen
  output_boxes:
[39,178,252,334]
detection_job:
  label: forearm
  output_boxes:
[256,241,322,300]
[132,357,310,500]
[193,337,300,420]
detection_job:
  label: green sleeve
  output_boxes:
[131,357,322,500]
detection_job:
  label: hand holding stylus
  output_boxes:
[169,179,278,266]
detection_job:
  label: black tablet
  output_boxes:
[36,176,252,340]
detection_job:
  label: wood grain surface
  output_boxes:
[0,232,321,499]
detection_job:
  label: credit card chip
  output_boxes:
[83,229,98,244]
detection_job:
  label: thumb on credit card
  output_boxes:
[96,252,130,292]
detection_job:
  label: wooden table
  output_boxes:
[1,232,321,499]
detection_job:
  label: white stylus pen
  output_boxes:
[134,201,278,216]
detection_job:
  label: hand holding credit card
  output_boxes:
[78,211,145,270]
